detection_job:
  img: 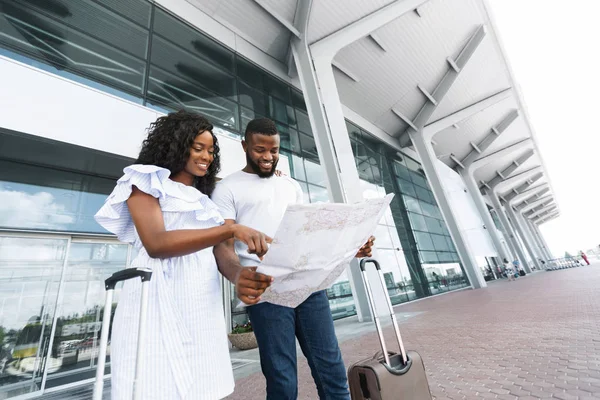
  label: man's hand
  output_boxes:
[355,236,375,258]
[235,266,273,305]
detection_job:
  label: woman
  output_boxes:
[95,111,270,399]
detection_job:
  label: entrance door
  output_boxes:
[0,233,130,398]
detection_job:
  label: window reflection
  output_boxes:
[0,0,148,98]
[0,160,114,234]
[0,237,67,393]
[326,270,356,320]
[308,185,328,203]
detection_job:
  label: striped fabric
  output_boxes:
[94,165,234,400]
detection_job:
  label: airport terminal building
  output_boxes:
[0,0,558,397]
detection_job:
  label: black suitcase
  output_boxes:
[348,259,432,400]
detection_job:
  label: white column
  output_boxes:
[506,206,542,270]
[516,211,548,262]
[460,169,512,265]
[410,132,487,289]
[291,39,371,321]
[530,220,554,259]
[489,193,532,273]
[525,218,548,260]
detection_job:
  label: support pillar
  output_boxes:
[516,211,547,262]
[410,132,487,289]
[506,206,542,270]
[460,169,512,265]
[489,193,532,273]
[291,37,371,321]
[531,221,554,259]
[527,220,549,260]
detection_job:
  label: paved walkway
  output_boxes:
[225,264,600,399]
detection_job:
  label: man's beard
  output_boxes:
[246,153,278,178]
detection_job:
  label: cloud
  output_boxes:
[0,188,75,230]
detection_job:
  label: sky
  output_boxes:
[487,0,600,257]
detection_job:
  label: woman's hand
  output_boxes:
[231,224,272,258]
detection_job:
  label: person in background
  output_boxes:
[512,259,520,274]
[212,117,375,400]
[94,111,273,400]
[504,258,515,281]
[580,251,590,265]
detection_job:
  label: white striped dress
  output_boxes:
[94,164,234,400]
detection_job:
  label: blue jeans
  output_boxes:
[247,290,350,400]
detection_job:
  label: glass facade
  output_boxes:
[0,234,132,398]
[0,0,473,396]
[346,122,469,304]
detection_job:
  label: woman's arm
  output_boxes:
[127,187,270,259]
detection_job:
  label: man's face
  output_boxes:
[243,133,280,178]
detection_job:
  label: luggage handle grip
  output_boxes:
[360,258,382,272]
[105,267,152,290]
[359,258,409,366]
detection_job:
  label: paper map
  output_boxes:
[254,193,395,308]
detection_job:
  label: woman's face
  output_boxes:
[184,130,215,177]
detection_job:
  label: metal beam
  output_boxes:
[511,184,550,207]
[397,25,487,146]
[531,208,559,222]
[310,0,429,56]
[534,212,560,225]
[369,33,388,52]
[492,166,543,194]
[523,198,554,215]
[484,149,535,189]
[332,61,360,82]
[518,195,553,213]
[460,109,519,169]
[423,88,512,137]
[469,138,532,172]
[527,204,557,219]
[501,172,543,202]
[254,0,301,38]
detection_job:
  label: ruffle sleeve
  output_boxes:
[94,164,223,243]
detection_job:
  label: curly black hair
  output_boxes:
[135,110,221,195]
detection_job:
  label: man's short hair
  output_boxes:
[245,118,279,141]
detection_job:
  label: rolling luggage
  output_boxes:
[93,267,153,400]
[348,259,432,400]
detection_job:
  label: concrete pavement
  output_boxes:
[226,264,600,399]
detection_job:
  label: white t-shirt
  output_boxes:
[211,170,304,267]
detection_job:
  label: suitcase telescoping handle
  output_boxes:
[93,268,153,400]
[359,258,408,367]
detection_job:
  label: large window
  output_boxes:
[0,0,151,101]
[346,122,470,302]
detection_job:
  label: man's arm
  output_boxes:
[355,236,375,258]
[214,219,273,305]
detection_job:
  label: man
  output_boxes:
[212,118,374,399]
